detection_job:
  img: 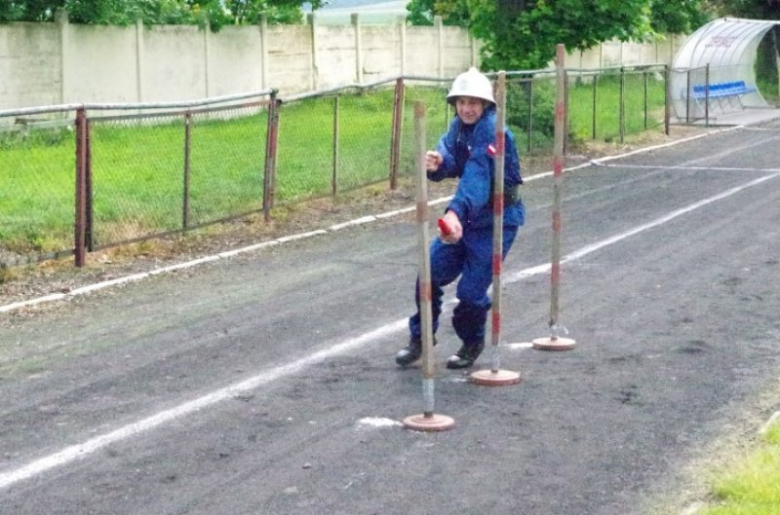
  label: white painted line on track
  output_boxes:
[0,319,407,490]
[2,168,779,490]
[330,216,377,231]
[594,163,780,173]
[590,126,739,166]
[759,411,780,435]
[355,417,404,429]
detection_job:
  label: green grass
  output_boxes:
[699,421,780,515]
[0,77,665,258]
[568,71,667,143]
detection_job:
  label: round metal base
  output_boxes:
[470,369,522,386]
[402,413,456,432]
[532,337,577,351]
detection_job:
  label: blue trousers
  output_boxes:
[409,223,519,345]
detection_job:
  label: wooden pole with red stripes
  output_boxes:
[403,100,455,431]
[471,71,521,386]
[533,44,577,351]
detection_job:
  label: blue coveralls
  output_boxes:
[409,105,524,346]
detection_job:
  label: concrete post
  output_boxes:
[203,24,211,97]
[398,15,406,77]
[56,8,69,104]
[435,15,443,77]
[308,13,319,91]
[470,33,478,67]
[260,15,268,90]
[135,19,145,102]
[352,13,362,83]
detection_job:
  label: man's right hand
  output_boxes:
[438,210,462,244]
[425,151,443,172]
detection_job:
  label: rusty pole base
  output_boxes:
[402,413,456,432]
[532,337,576,351]
[470,369,522,386]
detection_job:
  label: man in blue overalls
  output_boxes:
[396,67,525,369]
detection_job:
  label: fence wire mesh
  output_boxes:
[188,103,268,227]
[399,81,451,179]
[0,113,76,266]
[0,65,670,268]
[89,112,187,249]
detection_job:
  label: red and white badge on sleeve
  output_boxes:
[487,143,497,156]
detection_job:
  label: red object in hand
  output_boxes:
[437,218,453,236]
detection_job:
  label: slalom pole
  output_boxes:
[403,100,455,432]
[533,44,577,352]
[470,71,521,387]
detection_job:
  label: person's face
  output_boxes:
[455,96,485,125]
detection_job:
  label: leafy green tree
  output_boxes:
[406,0,710,70]
[0,0,324,26]
[707,0,780,19]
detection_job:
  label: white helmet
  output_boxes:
[446,67,495,106]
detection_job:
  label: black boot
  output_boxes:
[446,341,484,369]
[395,336,437,366]
[395,337,422,366]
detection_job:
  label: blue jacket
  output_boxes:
[427,106,523,229]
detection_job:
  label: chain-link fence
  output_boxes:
[0,108,77,267]
[0,65,670,269]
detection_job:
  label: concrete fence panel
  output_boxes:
[404,26,441,77]
[314,24,360,89]
[208,26,265,99]
[66,24,139,104]
[0,23,61,109]
[442,26,475,77]
[266,24,313,95]
[143,26,208,102]
[0,14,687,111]
[361,25,402,81]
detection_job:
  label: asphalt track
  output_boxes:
[1,120,780,515]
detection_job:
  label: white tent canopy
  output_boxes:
[671,17,780,118]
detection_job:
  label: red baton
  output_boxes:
[437,218,453,236]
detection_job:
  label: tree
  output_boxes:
[406,0,710,70]
[0,0,326,27]
[707,0,780,19]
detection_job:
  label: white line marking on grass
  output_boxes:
[2,170,778,489]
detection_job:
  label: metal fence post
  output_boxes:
[705,63,710,126]
[263,90,280,222]
[527,78,533,153]
[85,116,94,252]
[74,107,87,267]
[389,77,404,190]
[664,65,670,135]
[619,66,626,143]
[592,73,598,139]
[183,111,192,231]
[563,68,569,154]
[643,70,648,129]
[686,69,691,124]
[332,95,339,197]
